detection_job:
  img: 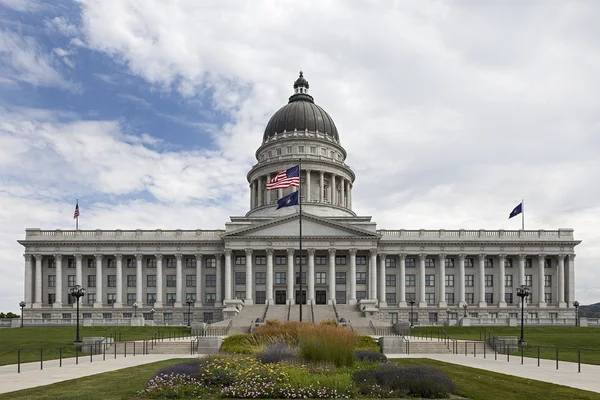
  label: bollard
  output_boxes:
[60,347,62,367]
[495,347,497,361]
[103,343,106,361]
[114,341,117,359]
[484,342,486,359]
[76,346,79,365]
[18,349,21,373]
[125,342,127,358]
[134,342,136,357]
[40,348,43,370]
[556,348,558,370]
[537,346,540,367]
[474,342,476,358]
[578,349,581,373]
[521,345,524,365]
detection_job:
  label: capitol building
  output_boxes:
[19,73,580,326]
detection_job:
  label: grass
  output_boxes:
[410,326,600,365]
[0,326,191,366]
[2,357,599,400]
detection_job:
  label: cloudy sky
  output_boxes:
[1,0,599,312]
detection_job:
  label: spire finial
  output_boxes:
[299,70,303,78]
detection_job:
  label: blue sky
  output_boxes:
[1,0,600,312]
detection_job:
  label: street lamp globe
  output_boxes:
[573,301,580,327]
[19,301,26,328]
[133,302,139,317]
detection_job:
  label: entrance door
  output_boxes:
[295,290,307,305]
[315,290,327,305]
[275,290,286,305]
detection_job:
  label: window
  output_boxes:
[315,272,326,285]
[87,293,96,305]
[544,275,552,287]
[255,272,266,285]
[185,258,196,268]
[505,293,513,304]
[276,148,281,156]
[505,275,513,287]
[336,272,346,284]
[485,275,493,287]
[166,258,176,268]
[295,272,306,284]
[445,275,454,287]
[315,256,327,265]
[127,275,136,287]
[298,146,304,153]
[83,313,92,319]
[406,274,416,287]
[268,150,272,157]
[409,311,418,322]
[385,258,396,268]
[335,256,346,265]
[234,272,245,285]
[205,293,216,304]
[428,313,438,323]
[68,259,75,269]
[163,312,173,322]
[425,275,435,287]
[255,256,266,265]
[445,258,454,268]
[310,146,316,154]
[123,313,132,319]
[445,293,455,304]
[48,259,55,268]
[206,258,216,268]
[255,291,266,304]
[485,293,493,304]
[108,275,116,287]
[545,258,552,268]
[465,275,474,287]
[127,293,136,305]
[166,275,176,287]
[425,293,435,305]
[405,257,416,268]
[275,256,287,265]
[505,259,513,268]
[87,275,96,288]
[525,258,533,268]
[48,293,56,304]
[107,258,115,269]
[356,272,366,284]
[147,293,156,305]
[489,312,498,319]
[295,256,307,265]
[286,146,292,154]
[321,147,327,155]
[330,151,335,158]
[544,293,552,303]
[406,292,416,302]
[127,258,136,268]
[525,275,533,286]
[206,275,216,287]
[87,258,95,268]
[528,312,538,319]
[425,258,435,268]
[107,293,116,305]
[549,312,558,319]
[147,275,156,287]
[386,293,396,304]
[386,275,396,287]
[102,313,113,319]
[186,275,196,287]
[234,291,245,300]
[166,293,176,305]
[48,275,56,288]
[60,313,71,321]
[485,258,494,268]
[465,258,474,268]
[389,312,398,324]
[356,291,367,301]
[336,291,347,304]
[466,293,474,304]
[235,256,246,265]
[275,272,286,285]
[147,258,156,269]
[186,293,196,302]
[356,256,367,265]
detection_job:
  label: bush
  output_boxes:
[255,342,298,364]
[137,373,203,398]
[153,359,203,379]
[354,349,387,363]
[220,334,259,354]
[319,318,337,326]
[356,336,380,351]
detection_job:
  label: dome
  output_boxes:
[263,72,339,143]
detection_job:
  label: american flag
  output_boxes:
[73,201,80,219]
[267,165,300,190]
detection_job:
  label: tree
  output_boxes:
[0,312,19,318]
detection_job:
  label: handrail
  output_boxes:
[287,303,291,322]
[369,320,375,335]
[440,329,458,354]
[332,302,340,321]
[262,303,269,323]
[310,302,315,323]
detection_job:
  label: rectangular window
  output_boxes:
[82,313,92,319]
[255,291,266,305]
[163,312,173,322]
[335,256,346,265]
[88,275,96,288]
[295,272,307,284]
[235,256,246,265]
[445,258,455,268]
[386,274,396,287]
[425,258,435,268]
[186,275,196,287]
[234,291,245,300]
[235,272,246,285]
[525,275,533,286]
[425,275,435,287]
[544,275,552,287]
[489,312,498,319]
[127,275,136,287]
[321,147,327,155]
[147,293,156,305]
[385,258,397,268]
[255,272,266,284]
[87,258,95,268]
[429,313,438,323]
[286,146,292,154]
[61,313,72,320]
[127,293,136,306]
[186,293,196,302]
[166,293,176,305]
[465,275,474,287]
[406,274,416,287]
[525,258,533,268]
[356,256,367,265]
[206,275,216,287]
[67,259,75,269]
[185,258,196,268]
[389,312,398,324]
[102,313,113,320]
[127,258,136,268]
[107,293,116,305]
[166,258,176,268]
[205,258,216,268]
[406,292,416,302]
[275,272,286,285]
[255,256,266,265]
[276,148,281,156]
[48,259,55,268]
[485,258,493,268]
[48,293,56,304]
[166,275,176,287]
[356,291,367,301]
[485,275,493,287]
[445,274,454,287]
[425,293,436,305]
[386,292,396,304]
[336,291,347,304]
[549,312,558,319]
[544,259,552,268]
[107,258,115,269]
[405,257,416,268]
[505,275,513,287]
[147,275,156,287]
[87,293,96,305]
[445,293,455,304]
[465,258,474,268]
[107,275,116,287]
[356,272,367,284]
[485,293,493,304]
[315,256,327,265]
[48,275,56,288]
[147,258,156,269]
[275,256,287,265]
[123,313,132,319]
[310,146,316,154]
[505,293,513,304]
[505,259,513,268]
[465,293,474,304]
[336,272,346,284]
[205,293,216,304]
[509,312,518,318]
[315,272,326,285]
[298,146,304,153]
[295,256,307,265]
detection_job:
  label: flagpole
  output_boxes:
[76,199,79,230]
[298,159,303,322]
[521,199,524,230]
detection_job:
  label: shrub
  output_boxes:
[220,334,260,354]
[299,335,355,368]
[152,359,203,379]
[356,335,380,351]
[319,318,337,326]
[255,342,298,364]
[394,365,455,398]
[354,349,387,363]
[137,373,203,398]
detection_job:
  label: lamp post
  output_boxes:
[19,301,25,328]
[133,303,138,317]
[186,299,194,327]
[69,285,85,345]
[446,308,451,325]
[516,285,531,346]
[409,299,415,328]
[463,303,468,317]
[150,308,156,321]
[574,301,580,327]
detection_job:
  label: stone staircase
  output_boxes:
[264,305,289,322]
[229,305,267,334]
[406,340,453,354]
[312,305,336,323]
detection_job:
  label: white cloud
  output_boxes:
[44,16,79,37]
[0,0,42,12]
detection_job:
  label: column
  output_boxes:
[538,254,546,307]
[94,254,103,308]
[369,250,378,301]
[566,254,575,307]
[557,254,566,308]
[340,177,345,207]
[331,174,336,205]
[477,254,486,307]
[286,249,295,304]
[75,254,83,287]
[497,254,506,307]
[418,253,426,307]
[348,249,357,305]
[266,249,274,304]
[378,253,387,307]
[245,249,253,304]
[306,170,311,202]
[24,254,33,306]
[224,250,232,301]
[115,254,123,308]
[398,253,407,307]
[195,253,203,307]
[328,248,336,304]
[216,253,223,305]
[54,254,62,307]
[438,253,447,307]
[266,174,271,204]
[319,171,324,202]
[348,182,352,208]
[457,254,466,306]
[136,253,144,307]
[278,188,282,201]
[257,177,263,207]
[154,254,163,308]
[307,249,316,304]
[250,181,255,209]
[33,254,42,307]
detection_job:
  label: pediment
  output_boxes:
[223,213,379,239]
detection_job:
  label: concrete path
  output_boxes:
[389,353,600,393]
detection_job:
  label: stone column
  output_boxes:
[518,253,526,289]
[307,249,316,304]
[538,254,546,307]
[557,254,566,308]
[418,253,426,307]
[115,254,123,308]
[398,253,407,307]
[257,177,263,207]
[348,249,357,305]
[75,254,83,287]
[195,253,203,307]
[33,254,43,307]
[328,248,336,304]
[250,180,255,209]
[369,250,378,301]
[319,171,325,202]
[478,254,486,307]
[224,250,232,301]
[457,254,466,306]
[245,249,253,304]
[286,249,295,304]
[136,253,144,307]
[54,254,62,308]
[94,254,103,308]
[331,174,336,205]
[438,253,447,307]
[266,174,271,204]
[154,254,163,308]
[378,253,387,307]
[266,249,274,304]
[497,254,506,307]
[348,183,352,209]
[566,254,575,307]
[215,253,223,305]
[306,170,311,202]
[24,254,33,306]
[340,177,345,207]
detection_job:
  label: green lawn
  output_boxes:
[1,357,599,400]
[0,326,191,366]
[410,326,600,365]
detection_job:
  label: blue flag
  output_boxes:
[277,191,299,209]
[509,202,523,219]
